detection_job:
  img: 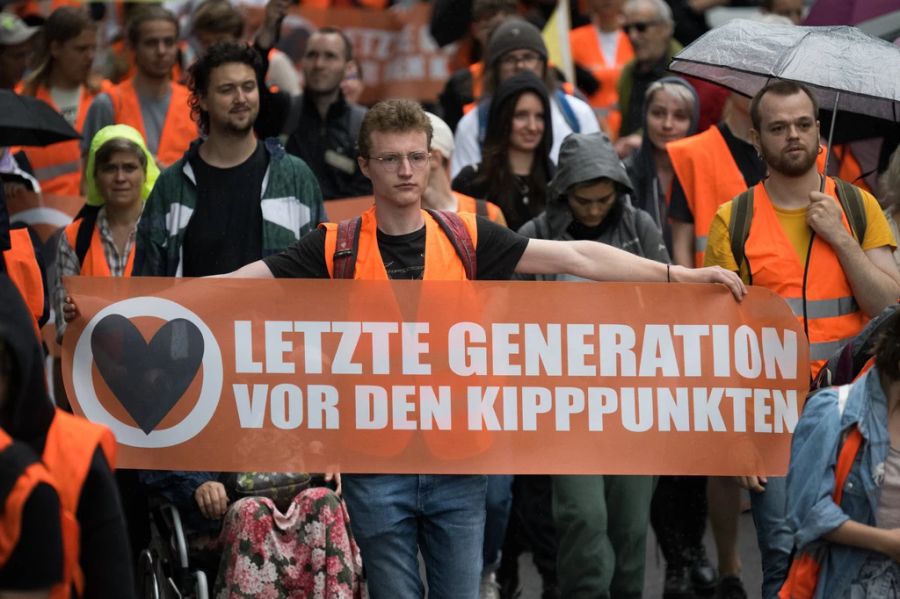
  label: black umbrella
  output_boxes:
[668,20,900,184]
[0,89,81,147]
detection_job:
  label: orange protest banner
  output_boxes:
[62,277,809,476]
[254,4,458,104]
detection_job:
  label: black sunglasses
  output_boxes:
[623,20,660,34]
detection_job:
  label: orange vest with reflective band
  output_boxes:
[0,428,55,566]
[107,78,195,168]
[322,206,479,279]
[3,227,43,338]
[743,178,869,378]
[668,126,748,268]
[22,85,105,196]
[63,217,135,277]
[42,410,116,599]
[569,25,633,138]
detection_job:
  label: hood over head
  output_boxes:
[85,124,160,208]
[548,131,632,204]
[0,275,55,448]
[486,70,553,155]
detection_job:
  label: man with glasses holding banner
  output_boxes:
[228,98,746,598]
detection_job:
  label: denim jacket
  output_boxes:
[785,368,890,598]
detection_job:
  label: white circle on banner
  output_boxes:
[71,296,222,448]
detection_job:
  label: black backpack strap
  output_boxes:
[474,199,488,218]
[425,209,477,280]
[832,177,867,244]
[74,206,100,267]
[332,217,362,279]
[728,187,754,281]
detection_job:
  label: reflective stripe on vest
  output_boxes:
[742,178,868,377]
[3,228,43,338]
[668,126,747,268]
[22,85,98,196]
[43,410,116,598]
[568,25,633,137]
[108,79,196,167]
[321,206,479,280]
[63,218,135,277]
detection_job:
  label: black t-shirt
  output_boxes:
[669,123,767,223]
[182,141,268,276]
[264,216,529,280]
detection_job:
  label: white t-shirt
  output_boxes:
[596,29,621,65]
[50,85,83,127]
[451,91,600,178]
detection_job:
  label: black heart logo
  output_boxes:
[91,314,205,434]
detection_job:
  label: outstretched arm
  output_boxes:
[217,260,275,279]
[514,238,747,299]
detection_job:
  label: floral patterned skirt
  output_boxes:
[213,487,365,599]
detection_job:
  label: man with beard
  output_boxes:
[134,41,324,279]
[81,5,195,169]
[284,27,371,200]
[704,80,899,599]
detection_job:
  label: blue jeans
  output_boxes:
[342,474,487,599]
[484,475,514,570]
[749,476,792,599]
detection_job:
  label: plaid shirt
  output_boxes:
[54,207,136,342]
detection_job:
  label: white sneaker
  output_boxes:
[480,571,501,599]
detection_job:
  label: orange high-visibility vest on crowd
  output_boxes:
[742,178,869,377]
[322,206,478,279]
[321,207,488,460]
[470,62,484,101]
[3,227,43,338]
[569,24,633,138]
[13,0,78,18]
[0,428,58,565]
[21,84,107,196]
[454,191,505,224]
[302,0,387,8]
[107,78,195,167]
[670,125,828,267]
[63,217,135,277]
[43,410,117,599]
[832,144,872,193]
[667,126,749,268]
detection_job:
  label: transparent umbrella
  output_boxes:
[668,19,900,186]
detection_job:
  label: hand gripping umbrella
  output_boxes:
[0,89,81,147]
[668,19,900,190]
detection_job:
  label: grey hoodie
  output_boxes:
[518,132,669,280]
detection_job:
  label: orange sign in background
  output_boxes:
[62,277,809,476]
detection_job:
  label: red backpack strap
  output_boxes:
[332,217,362,279]
[425,209,477,280]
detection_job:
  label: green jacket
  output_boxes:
[134,138,325,276]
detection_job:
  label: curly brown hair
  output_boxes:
[357,99,432,158]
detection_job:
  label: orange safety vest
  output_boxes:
[743,178,869,378]
[322,206,478,279]
[569,24,633,139]
[3,227,44,338]
[668,126,749,268]
[22,85,105,196]
[321,207,489,460]
[42,410,116,599]
[831,144,872,194]
[63,217,135,277]
[454,191,505,224]
[470,62,484,102]
[13,0,79,18]
[0,428,58,566]
[107,78,196,168]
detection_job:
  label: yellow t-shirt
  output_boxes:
[704,184,897,283]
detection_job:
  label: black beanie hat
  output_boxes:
[486,17,548,68]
